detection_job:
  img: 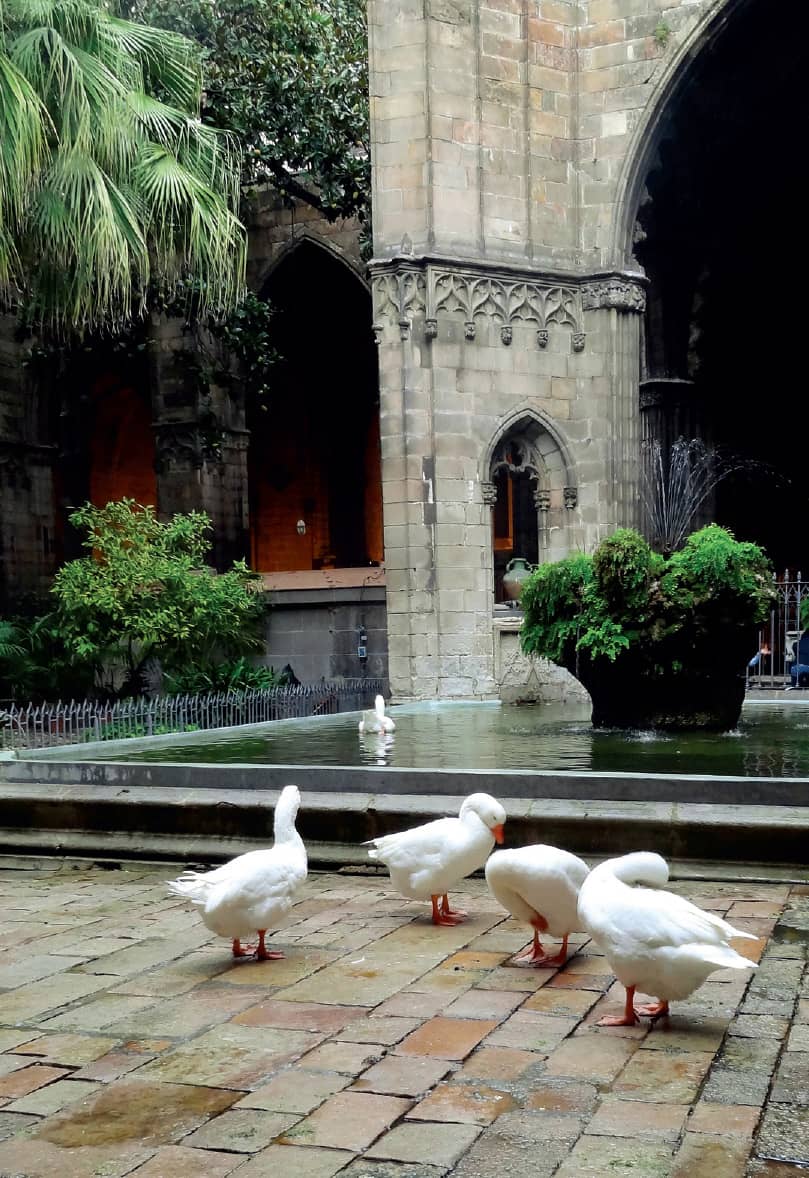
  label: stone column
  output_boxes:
[149,314,250,570]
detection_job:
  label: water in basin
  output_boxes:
[77,699,809,777]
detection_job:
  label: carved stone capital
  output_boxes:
[581,274,647,314]
[563,486,578,509]
[534,488,551,511]
[481,480,498,507]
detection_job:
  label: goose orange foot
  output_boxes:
[597,985,640,1027]
[255,930,285,961]
[441,894,467,920]
[431,895,463,925]
[516,933,570,968]
[231,939,256,958]
[636,1000,669,1025]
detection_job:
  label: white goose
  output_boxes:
[486,844,589,967]
[365,793,506,925]
[358,694,395,734]
[167,785,307,961]
[578,852,756,1026]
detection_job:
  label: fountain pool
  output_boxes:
[29,698,809,780]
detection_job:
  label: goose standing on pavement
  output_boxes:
[486,844,589,967]
[577,852,757,1026]
[167,785,307,961]
[365,793,506,925]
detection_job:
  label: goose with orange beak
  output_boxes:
[365,793,506,926]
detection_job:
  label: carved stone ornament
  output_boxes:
[481,480,498,507]
[581,276,647,314]
[534,488,551,511]
[371,260,583,347]
[563,486,578,509]
[154,422,227,473]
[572,332,586,353]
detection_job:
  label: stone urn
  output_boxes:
[502,556,533,603]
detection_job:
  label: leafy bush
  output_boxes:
[48,499,266,697]
[162,657,279,695]
[521,525,774,729]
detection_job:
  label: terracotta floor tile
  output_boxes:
[456,1046,537,1082]
[366,1120,482,1166]
[281,1090,411,1152]
[441,988,525,1021]
[485,1010,577,1052]
[295,1040,385,1075]
[235,1069,351,1114]
[126,1144,242,1177]
[406,1081,517,1125]
[182,1107,298,1151]
[397,1017,498,1060]
[337,1016,422,1045]
[525,1079,599,1116]
[373,992,447,1019]
[353,1054,451,1096]
[585,1097,687,1142]
[13,1034,118,1065]
[231,1001,368,1033]
[614,1048,714,1104]
[544,1032,639,1082]
[438,951,508,971]
[523,987,601,1017]
[0,1064,71,1099]
[547,972,612,992]
[688,1102,760,1137]
[554,1134,675,1178]
[6,1079,102,1116]
[670,1132,751,1177]
[232,1144,354,1177]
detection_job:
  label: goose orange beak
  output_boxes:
[492,824,505,844]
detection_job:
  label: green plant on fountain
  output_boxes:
[520,526,774,730]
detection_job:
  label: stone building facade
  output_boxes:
[368,0,801,700]
[0,0,801,699]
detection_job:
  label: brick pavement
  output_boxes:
[0,860,806,1177]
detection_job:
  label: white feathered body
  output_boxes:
[167,786,307,940]
[366,794,505,900]
[485,845,589,937]
[578,852,756,1002]
[359,694,395,734]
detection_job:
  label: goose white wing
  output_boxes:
[367,816,485,898]
[583,884,753,954]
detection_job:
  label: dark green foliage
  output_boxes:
[131,0,370,221]
[162,656,279,694]
[48,499,267,698]
[521,525,774,729]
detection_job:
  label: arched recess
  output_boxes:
[250,237,382,572]
[481,409,577,603]
[613,0,807,570]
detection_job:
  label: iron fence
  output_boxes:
[747,571,806,691]
[0,679,386,751]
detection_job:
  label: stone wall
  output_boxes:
[367,0,739,701]
[261,586,388,683]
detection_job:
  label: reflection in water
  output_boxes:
[360,731,395,766]
[80,700,809,778]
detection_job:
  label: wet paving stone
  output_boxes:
[0,863,804,1177]
[754,1102,809,1166]
[281,1090,412,1152]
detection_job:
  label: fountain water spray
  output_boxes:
[640,437,754,554]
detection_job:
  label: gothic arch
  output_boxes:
[255,228,369,299]
[611,0,746,268]
[481,408,578,601]
[481,405,576,497]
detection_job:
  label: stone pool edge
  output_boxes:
[0,781,808,868]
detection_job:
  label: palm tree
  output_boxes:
[0,0,245,336]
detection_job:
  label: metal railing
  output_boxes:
[747,571,806,691]
[0,679,386,751]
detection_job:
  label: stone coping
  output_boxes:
[1,781,807,866]
[2,757,808,808]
